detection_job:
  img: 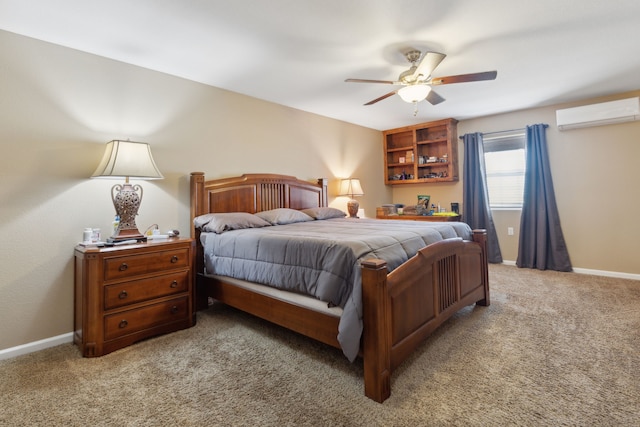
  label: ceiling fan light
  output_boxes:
[398,85,431,103]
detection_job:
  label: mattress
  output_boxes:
[200,218,473,361]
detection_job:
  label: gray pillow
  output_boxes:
[255,208,314,225]
[301,207,346,220]
[193,212,271,233]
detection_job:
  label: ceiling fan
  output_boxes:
[345,50,497,114]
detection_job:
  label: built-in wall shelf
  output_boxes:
[383,118,458,185]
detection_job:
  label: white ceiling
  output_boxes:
[1,0,640,130]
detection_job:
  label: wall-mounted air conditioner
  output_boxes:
[556,97,640,130]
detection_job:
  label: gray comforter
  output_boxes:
[201,218,473,361]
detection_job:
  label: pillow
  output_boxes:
[301,207,346,220]
[193,212,271,233]
[255,208,314,225]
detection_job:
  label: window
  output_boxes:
[483,132,525,209]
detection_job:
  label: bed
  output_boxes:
[190,172,489,402]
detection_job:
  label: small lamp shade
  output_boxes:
[339,178,364,198]
[91,140,163,242]
[398,84,431,103]
[339,178,364,218]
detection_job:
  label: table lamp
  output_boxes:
[91,140,163,242]
[339,178,364,218]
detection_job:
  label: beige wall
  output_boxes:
[2,29,638,353]
[393,91,640,275]
[0,31,387,351]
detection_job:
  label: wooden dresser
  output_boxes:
[74,238,195,357]
[376,214,461,222]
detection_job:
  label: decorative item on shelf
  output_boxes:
[405,150,414,163]
[339,178,364,219]
[91,140,164,242]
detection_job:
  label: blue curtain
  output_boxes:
[517,124,572,271]
[462,132,503,263]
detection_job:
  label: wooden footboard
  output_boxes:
[360,230,489,402]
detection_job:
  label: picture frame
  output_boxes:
[417,194,430,207]
[417,194,430,215]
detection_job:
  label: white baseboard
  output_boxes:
[0,332,74,361]
[571,267,640,281]
[500,260,640,281]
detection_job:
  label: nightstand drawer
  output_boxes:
[103,248,190,281]
[104,271,189,309]
[104,296,189,341]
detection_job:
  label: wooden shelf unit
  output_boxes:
[383,118,458,185]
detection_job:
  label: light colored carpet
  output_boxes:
[0,264,638,426]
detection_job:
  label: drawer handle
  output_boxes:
[170,280,178,288]
[118,263,128,272]
[170,306,179,314]
[170,256,179,263]
[118,290,128,299]
[119,320,128,329]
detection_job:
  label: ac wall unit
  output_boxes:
[556,97,640,130]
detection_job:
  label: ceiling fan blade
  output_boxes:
[364,91,397,106]
[425,90,446,105]
[411,51,446,81]
[430,70,497,85]
[345,78,398,85]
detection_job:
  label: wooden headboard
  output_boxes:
[190,172,328,238]
[189,172,328,290]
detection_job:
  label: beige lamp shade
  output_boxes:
[339,178,364,198]
[92,140,164,179]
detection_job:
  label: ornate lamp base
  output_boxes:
[347,199,360,219]
[108,181,147,243]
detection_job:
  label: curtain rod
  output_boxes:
[459,127,526,139]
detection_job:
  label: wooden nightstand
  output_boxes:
[74,238,195,357]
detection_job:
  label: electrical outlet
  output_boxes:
[508,227,514,236]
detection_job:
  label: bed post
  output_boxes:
[190,172,205,232]
[190,172,208,310]
[316,178,328,207]
[472,229,490,306]
[360,258,392,403]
